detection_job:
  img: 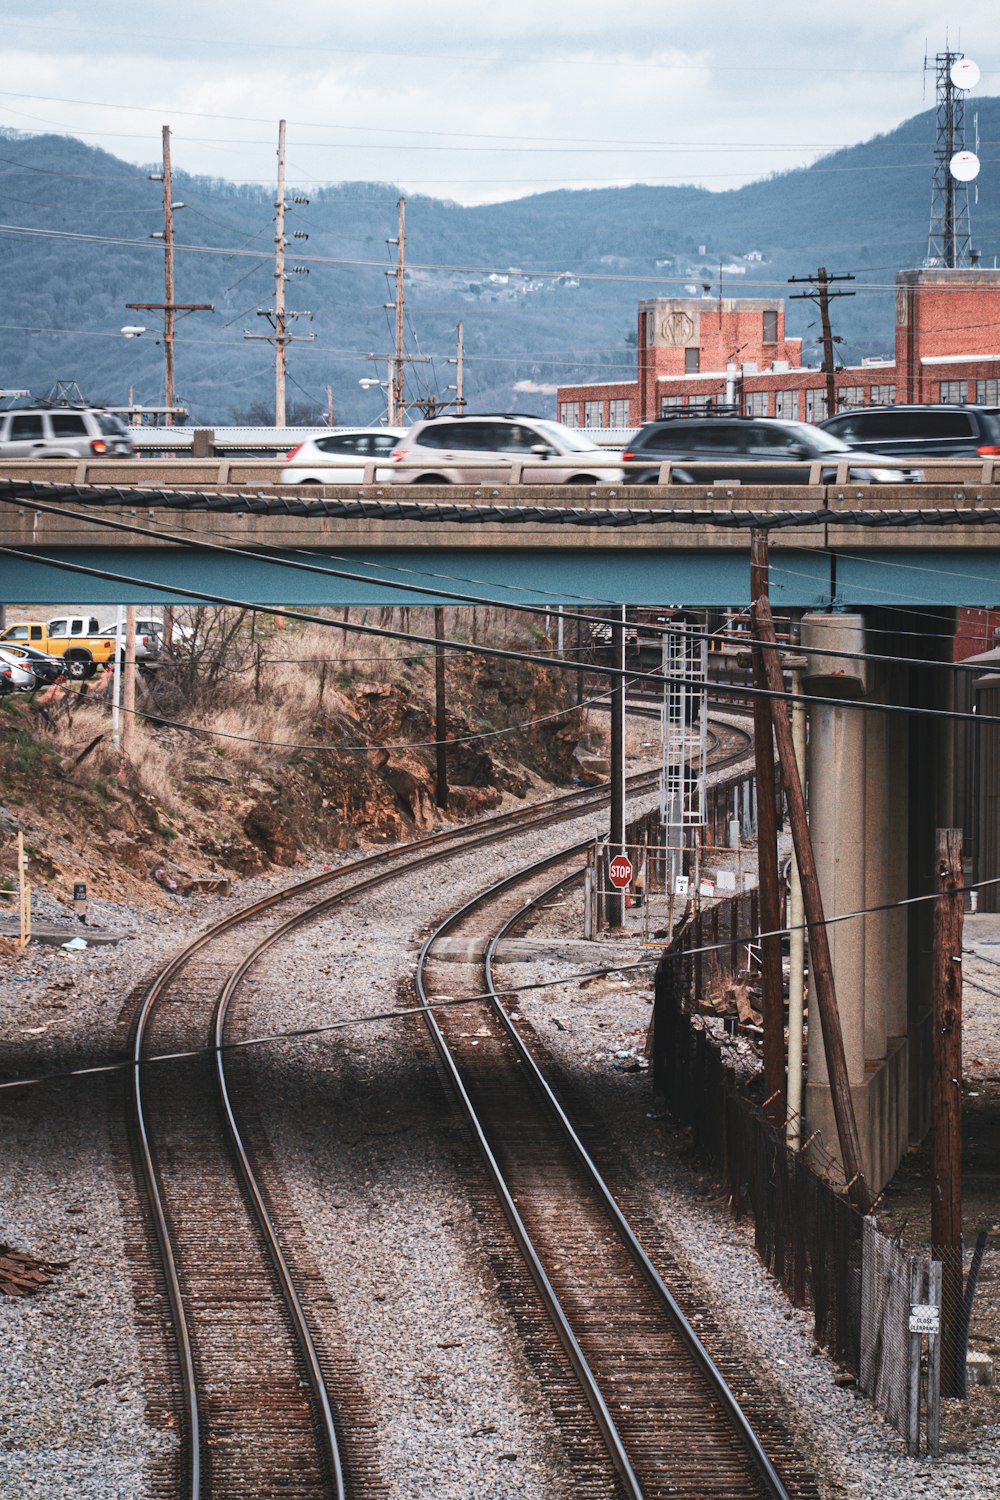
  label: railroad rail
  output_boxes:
[415,837,815,1499]
[123,722,754,1495]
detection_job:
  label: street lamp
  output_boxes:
[121,326,147,339]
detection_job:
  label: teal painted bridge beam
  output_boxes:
[2,545,1000,610]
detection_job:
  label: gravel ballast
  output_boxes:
[1,730,995,1497]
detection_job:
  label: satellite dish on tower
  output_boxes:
[950,150,981,183]
[950,58,980,90]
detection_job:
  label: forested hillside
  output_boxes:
[0,99,997,424]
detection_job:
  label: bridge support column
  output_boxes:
[801,614,909,1192]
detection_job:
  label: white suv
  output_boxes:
[389,415,624,485]
[0,405,135,459]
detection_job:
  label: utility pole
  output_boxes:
[393,197,405,425]
[931,828,964,1396]
[608,607,626,930]
[434,606,448,809]
[451,321,466,412]
[788,268,855,418]
[127,125,213,425]
[274,118,287,426]
[243,121,315,423]
[749,531,786,1127]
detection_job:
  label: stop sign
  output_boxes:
[608,852,633,889]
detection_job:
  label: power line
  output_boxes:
[2,872,998,1099]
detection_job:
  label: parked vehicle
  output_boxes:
[280,427,407,484]
[0,643,66,687]
[0,647,38,693]
[96,623,163,661]
[389,414,624,484]
[817,403,1000,460]
[0,404,135,460]
[622,416,923,484]
[0,616,118,679]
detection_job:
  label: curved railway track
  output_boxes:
[415,847,816,1499]
[123,720,754,1497]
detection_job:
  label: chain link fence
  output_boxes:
[650,884,994,1452]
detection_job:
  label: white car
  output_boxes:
[279,427,406,485]
[0,646,38,692]
[387,415,625,485]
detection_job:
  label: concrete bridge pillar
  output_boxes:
[800,613,911,1191]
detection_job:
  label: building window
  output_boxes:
[762,309,778,343]
[939,380,966,404]
[660,395,686,416]
[684,347,700,373]
[976,379,1000,405]
[774,390,800,420]
[583,400,604,427]
[870,384,896,406]
[805,389,828,422]
[608,398,631,427]
[744,391,770,417]
[559,403,580,427]
[837,386,865,411]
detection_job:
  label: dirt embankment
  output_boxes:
[0,639,599,911]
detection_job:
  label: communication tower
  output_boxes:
[926,50,980,268]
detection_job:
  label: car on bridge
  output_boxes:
[622,415,923,484]
[388,414,625,485]
[0,404,135,460]
[817,402,1000,460]
[279,427,406,484]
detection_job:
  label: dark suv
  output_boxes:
[818,404,1000,460]
[622,416,921,484]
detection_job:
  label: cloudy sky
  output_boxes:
[3,3,998,203]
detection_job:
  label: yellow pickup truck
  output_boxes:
[0,615,118,680]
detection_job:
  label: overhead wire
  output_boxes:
[1,872,997,1098]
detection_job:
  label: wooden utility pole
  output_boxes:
[127,125,213,424]
[162,126,176,425]
[434,606,448,809]
[788,268,855,418]
[392,197,406,424]
[274,118,287,427]
[454,321,465,411]
[750,531,786,1126]
[122,604,137,764]
[608,607,626,929]
[243,121,315,420]
[752,585,873,1214]
[931,827,964,1396]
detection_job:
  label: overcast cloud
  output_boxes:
[2,3,997,203]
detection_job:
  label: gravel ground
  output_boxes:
[7,716,993,1498]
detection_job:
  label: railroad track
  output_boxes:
[122,722,754,1496]
[415,850,817,1499]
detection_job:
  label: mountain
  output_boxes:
[0,101,997,425]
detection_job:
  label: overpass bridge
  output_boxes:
[1,466,998,1195]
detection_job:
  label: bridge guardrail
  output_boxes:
[0,456,998,489]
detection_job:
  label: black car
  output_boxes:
[818,403,1000,460]
[622,416,922,484]
[0,643,67,687]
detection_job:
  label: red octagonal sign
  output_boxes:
[608,852,633,889]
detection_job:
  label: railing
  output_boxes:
[2,455,999,488]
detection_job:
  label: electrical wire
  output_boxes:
[0,873,996,1098]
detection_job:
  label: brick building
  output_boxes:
[557,268,1000,430]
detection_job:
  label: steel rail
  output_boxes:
[121,758,673,1494]
[125,721,754,1495]
[413,838,645,1499]
[484,864,792,1500]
